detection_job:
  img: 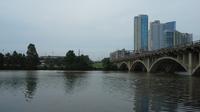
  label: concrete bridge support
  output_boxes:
[188,52,193,75]
[115,51,200,76]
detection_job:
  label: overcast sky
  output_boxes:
[0,0,200,60]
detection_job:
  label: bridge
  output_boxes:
[110,40,200,76]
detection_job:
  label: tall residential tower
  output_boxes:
[134,15,148,52]
[149,21,176,50]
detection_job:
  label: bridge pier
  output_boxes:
[183,53,187,66]
[112,43,200,76]
[188,52,193,75]
[199,52,200,65]
[127,61,132,71]
[147,58,150,72]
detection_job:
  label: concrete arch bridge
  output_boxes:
[111,42,200,76]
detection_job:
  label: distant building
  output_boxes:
[136,16,192,51]
[110,49,130,61]
[173,31,193,46]
[149,21,176,50]
[134,15,148,52]
[164,30,174,48]
[163,30,193,48]
[149,20,163,50]
[163,21,176,31]
[161,21,176,48]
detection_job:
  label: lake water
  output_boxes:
[0,71,200,112]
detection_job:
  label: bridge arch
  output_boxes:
[118,62,129,71]
[130,60,147,72]
[192,65,200,76]
[149,57,187,73]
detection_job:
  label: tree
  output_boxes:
[64,50,93,70]
[0,53,4,68]
[26,44,40,69]
[5,53,11,67]
[102,58,117,71]
[65,50,76,70]
[76,55,92,70]
[12,51,18,66]
[65,50,76,64]
[18,53,26,67]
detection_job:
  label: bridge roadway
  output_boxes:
[111,40,200,76]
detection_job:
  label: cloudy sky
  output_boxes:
[0,0,199,60]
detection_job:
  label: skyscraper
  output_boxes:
[149,21,176,50]
[162,21,176,48]
[134,15,148,52]
[149,20,163,50]
[163,21,176,31]
[164,30,174,48]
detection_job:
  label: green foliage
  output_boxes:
[0,53,4,68]
[65,50,93,70]
[26,43,40,69]
[5,53,11,66]
[0,51,26,69]
[92,62,103,70]
[0,43,39,70]
[65,50,76,63]
[76,55,92,70]
[102,58,117,71]
[42,56,65,70]
[0,44,95,70]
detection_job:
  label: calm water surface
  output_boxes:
[0,71,200,112]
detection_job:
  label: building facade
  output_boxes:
[163,30,193,48]
[164,30,174,48]
[149,20,163,50]
[110,49,131,61]
[173,31,193,46]
[135,15,192,51]
[149,21,176,50]
[134,15,148,51]
[162,21,176,48]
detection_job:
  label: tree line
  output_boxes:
[0,44,40,69]
[0,44,93,70]
[40,50,93,70]
[0,43,117,71]
[64,50,93,70]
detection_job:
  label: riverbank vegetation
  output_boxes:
[64,50,93,70]
[101,58,118,71]
[0,44,117,71]
[0,44,40,70]
[92,61,103,70]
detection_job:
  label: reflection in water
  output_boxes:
[133,74,179,112]
[24,71,38,102]
[0,71,38,102]
[0,71,200,112]
[0,74,24,90]
[102,72,200,112]
[63,71,88,94]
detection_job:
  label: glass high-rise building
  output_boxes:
[164,30,174,48]
[163,30,193,48]
[161,21,176,48]
[173,31,193,46]
[149,21,176,50]
[134,15,148,51]
[148,19,192,50]
[149,20,163,50]
[163,21,176,31]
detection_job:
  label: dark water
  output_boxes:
[0,71,200,112]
